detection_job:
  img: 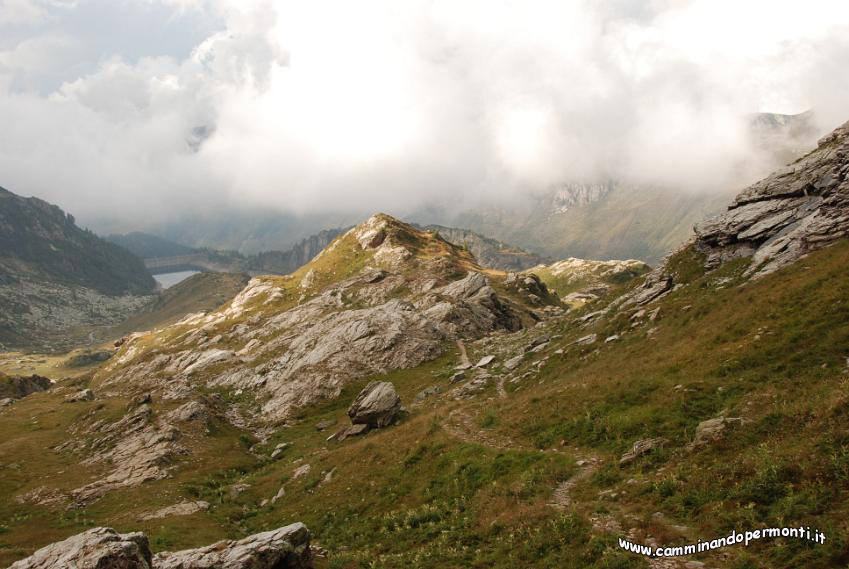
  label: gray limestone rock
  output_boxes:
[65,388,94,403]
[8,527,153,569]
[348,381,401,428]
[154,523,312,568]
[690,416,743,449]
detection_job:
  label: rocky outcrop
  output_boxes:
[65,388,95,403]
[694,119,849,277]
[348,381,401,428]
[155,523,312,569]
[528,257,650,306]
[610,119,849,313]
[689,416,743,449]
[8,527,153,569]
[140,500,209,521]
[10,524,312,569]
[504,272,556,307]
[105,216,532,422]
[0,374,51,400]
[65,404,186,505]
[619,437,668,466]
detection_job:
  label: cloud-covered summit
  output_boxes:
[1,0,848,230]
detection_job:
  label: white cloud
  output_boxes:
[1,0,849,225]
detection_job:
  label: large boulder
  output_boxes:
[8,527,153,569]
[10,524,313,569]
[155,522,312,569]
[347,381,401,428]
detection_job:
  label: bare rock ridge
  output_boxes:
[104,214,542,426]
[694,119,849,277]
[9,523,312,569]
[619,118,849,308]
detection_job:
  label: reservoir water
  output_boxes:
[153,270,200,289]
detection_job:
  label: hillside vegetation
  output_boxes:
[0,187,154,295]
[1,236,847,568]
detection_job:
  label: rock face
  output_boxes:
[612,119,849,312]
[348,381,401,428]
[0,374,51,400]
[155,523,312,569]
[551,182,612,213]
[66,403,186,505]
[694,119,849,277]
[10,524,312,569]
[8,527,153,569]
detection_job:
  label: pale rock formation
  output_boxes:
[140,501,209,521]
[695,121,849,277]
[690,416,743,449]
[348,381,401,428]
[619,437,669,466]
[8,527,153,569]
[10,524,313,569]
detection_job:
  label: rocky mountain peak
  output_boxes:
[99,212,551,435]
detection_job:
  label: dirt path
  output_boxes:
[547,456,599,510]
[456,340,471,368]
[443,407,523,451]
[495,376,508,399]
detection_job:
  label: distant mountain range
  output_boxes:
[418,224,547,271]
[106,228,348,276]
[109,224,548,275]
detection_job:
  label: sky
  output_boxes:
[1,0,849,230]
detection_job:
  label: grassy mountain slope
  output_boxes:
[1,236,846,568]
